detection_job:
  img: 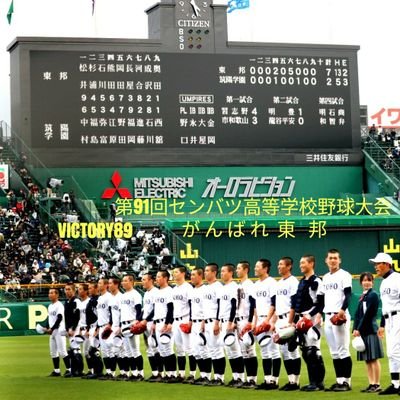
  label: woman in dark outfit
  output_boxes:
[352,272,384,393]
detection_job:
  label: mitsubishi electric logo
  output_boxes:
[101,172,295,200]
[101,171,133,199]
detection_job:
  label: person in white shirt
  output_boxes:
[275,256,301,391]
[236,261,258,389]
[108,277,128,380]
[220,263,245,388]
[202,263,225,386]
[140,273,162,382]
[172,266,196,381]
[96,278,114,380]
[370,252,400,395]
[120,274,144,380]
[317,248,352,392]
[253,258,280,390]
[76,283,91,375]
[153,270,177,382]
[189,267,211,385]
[46,288,71,377]
[292,254,325,392]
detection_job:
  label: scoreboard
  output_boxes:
[31,51,353,149]
[8,1,361,166]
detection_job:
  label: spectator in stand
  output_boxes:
[109,203,117,222]
[369,124,377,139]
[377,126,384,141]
[390,129,397,146]
[392,147,400,160]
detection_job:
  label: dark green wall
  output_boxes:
[34,166,363,209]
[178,229,400,276]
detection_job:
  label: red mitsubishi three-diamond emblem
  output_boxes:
[101,171,133,199]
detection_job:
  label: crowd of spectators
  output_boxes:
[0,185,173,300]
[0,146,174,299]
[369,124,399,146]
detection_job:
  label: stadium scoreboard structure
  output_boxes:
[8,0,361,167]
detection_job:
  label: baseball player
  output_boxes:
[189,267,212,385]
[140,273,163,382]
[219,263,245,387]
[369,252,400,395]
[120,274,144,380]
[152,270,178,382]
[85,282,103,379]
[236,261,257,389]
[317,249,352,391]
[292,254,325,391]
[275,256,301,391]
[64,283,83,376]
[96,278,114,380]
[76,283,92,377]
[108,277,129,380]
[64,283,79,337]
[46,288,71,377]
[253,258,280,390]
[172,266,196,382]
[202,263,225,386]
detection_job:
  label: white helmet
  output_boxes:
[223,333,236,347]
[241,331,255,346]
[35,324,46,334]
[352,336,366,352]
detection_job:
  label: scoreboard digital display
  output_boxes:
[31,50,353,149]
[9,2,361,166]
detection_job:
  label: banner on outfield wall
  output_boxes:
[0,302,49,337]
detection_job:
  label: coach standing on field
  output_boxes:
[369,252,400,395]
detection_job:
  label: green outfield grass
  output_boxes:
[0,335,390,400]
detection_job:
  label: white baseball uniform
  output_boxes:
[97,291,113,358]
[203,280,224,360]
[143,286,159,357]
[120,288,142,358]
[48,300,68,359]
[380,270,400,373]
[190,283,208,360]
[153,286,174,358]
[253,276,280,359]
[172,281,193,357]
[219,280,241,359]
[276,275,300,360]
[237,278,256,359]
[318,268,352,359]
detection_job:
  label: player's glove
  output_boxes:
[130,322,147,335]
[295,317,313,333]
[253,322,271,336]
[179,323,192,334]
[240,322,252,337]
[330,313,347,326]
[101,326,113,340]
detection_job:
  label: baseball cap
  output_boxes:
[368,252,393,265]
[352,336,366,352]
